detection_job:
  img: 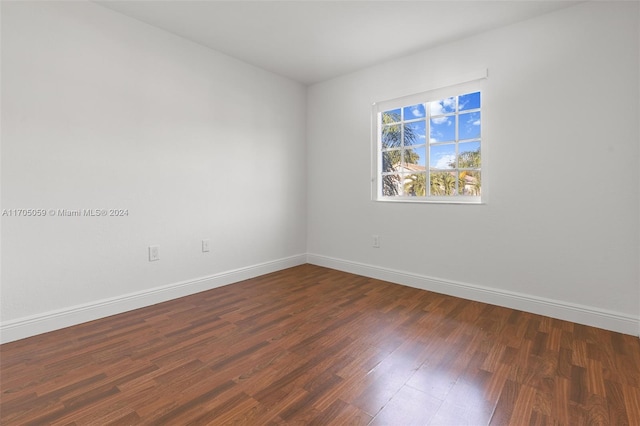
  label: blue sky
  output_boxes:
[403,104,425,118]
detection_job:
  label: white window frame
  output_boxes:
[372,72,487,204]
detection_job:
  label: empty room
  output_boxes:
[1,0,639,424]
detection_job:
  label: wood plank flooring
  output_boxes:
[1,264,639,425]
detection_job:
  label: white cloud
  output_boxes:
[435,154,456,169]
[430,102,444,116]
[473,119,480,126]
[430,97,455,116]
[432,115,454,126]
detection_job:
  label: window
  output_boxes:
[373,78,484,203]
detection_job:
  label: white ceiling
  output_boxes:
[96,1,582,85]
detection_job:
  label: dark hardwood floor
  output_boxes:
[1,264,639,425]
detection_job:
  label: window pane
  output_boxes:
[458,141,481,168]
[430,171,457,196]
[404,121,426,146]
[430,97,456,115]
[403,146,426,169]
[459,170,481,196]
[459,92,480,111]
[382,174,401,196]
[381,124,401,148]
[403,104,425,119]
[403,172,427,197]
[430,144,456,169]
[430,116,455,143]
[459,112,481,140]
[382,108,401,124]
[382,150,401,172]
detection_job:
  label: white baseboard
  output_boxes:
[307,253,639,337]
[0,254,307,344]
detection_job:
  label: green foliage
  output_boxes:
[404,173,426,196]
[450,148,481,169]
[381,112,402,149]
[381,112,420,196]
[430,172,457,195]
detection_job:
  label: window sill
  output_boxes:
[375,197,483,205]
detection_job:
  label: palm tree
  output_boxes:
[381,112,402,149]
[457,148,481,168]
[381,112,420,196]
[404,173,427,196]
[430,171,457,195]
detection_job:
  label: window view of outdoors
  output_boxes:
[380,91,481,198]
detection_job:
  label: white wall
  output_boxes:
[1,1,307,340]
[307,1,640,335]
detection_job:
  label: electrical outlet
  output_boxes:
[202,239,210,253]
[372,234,380,248]
[149,245,159,261]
